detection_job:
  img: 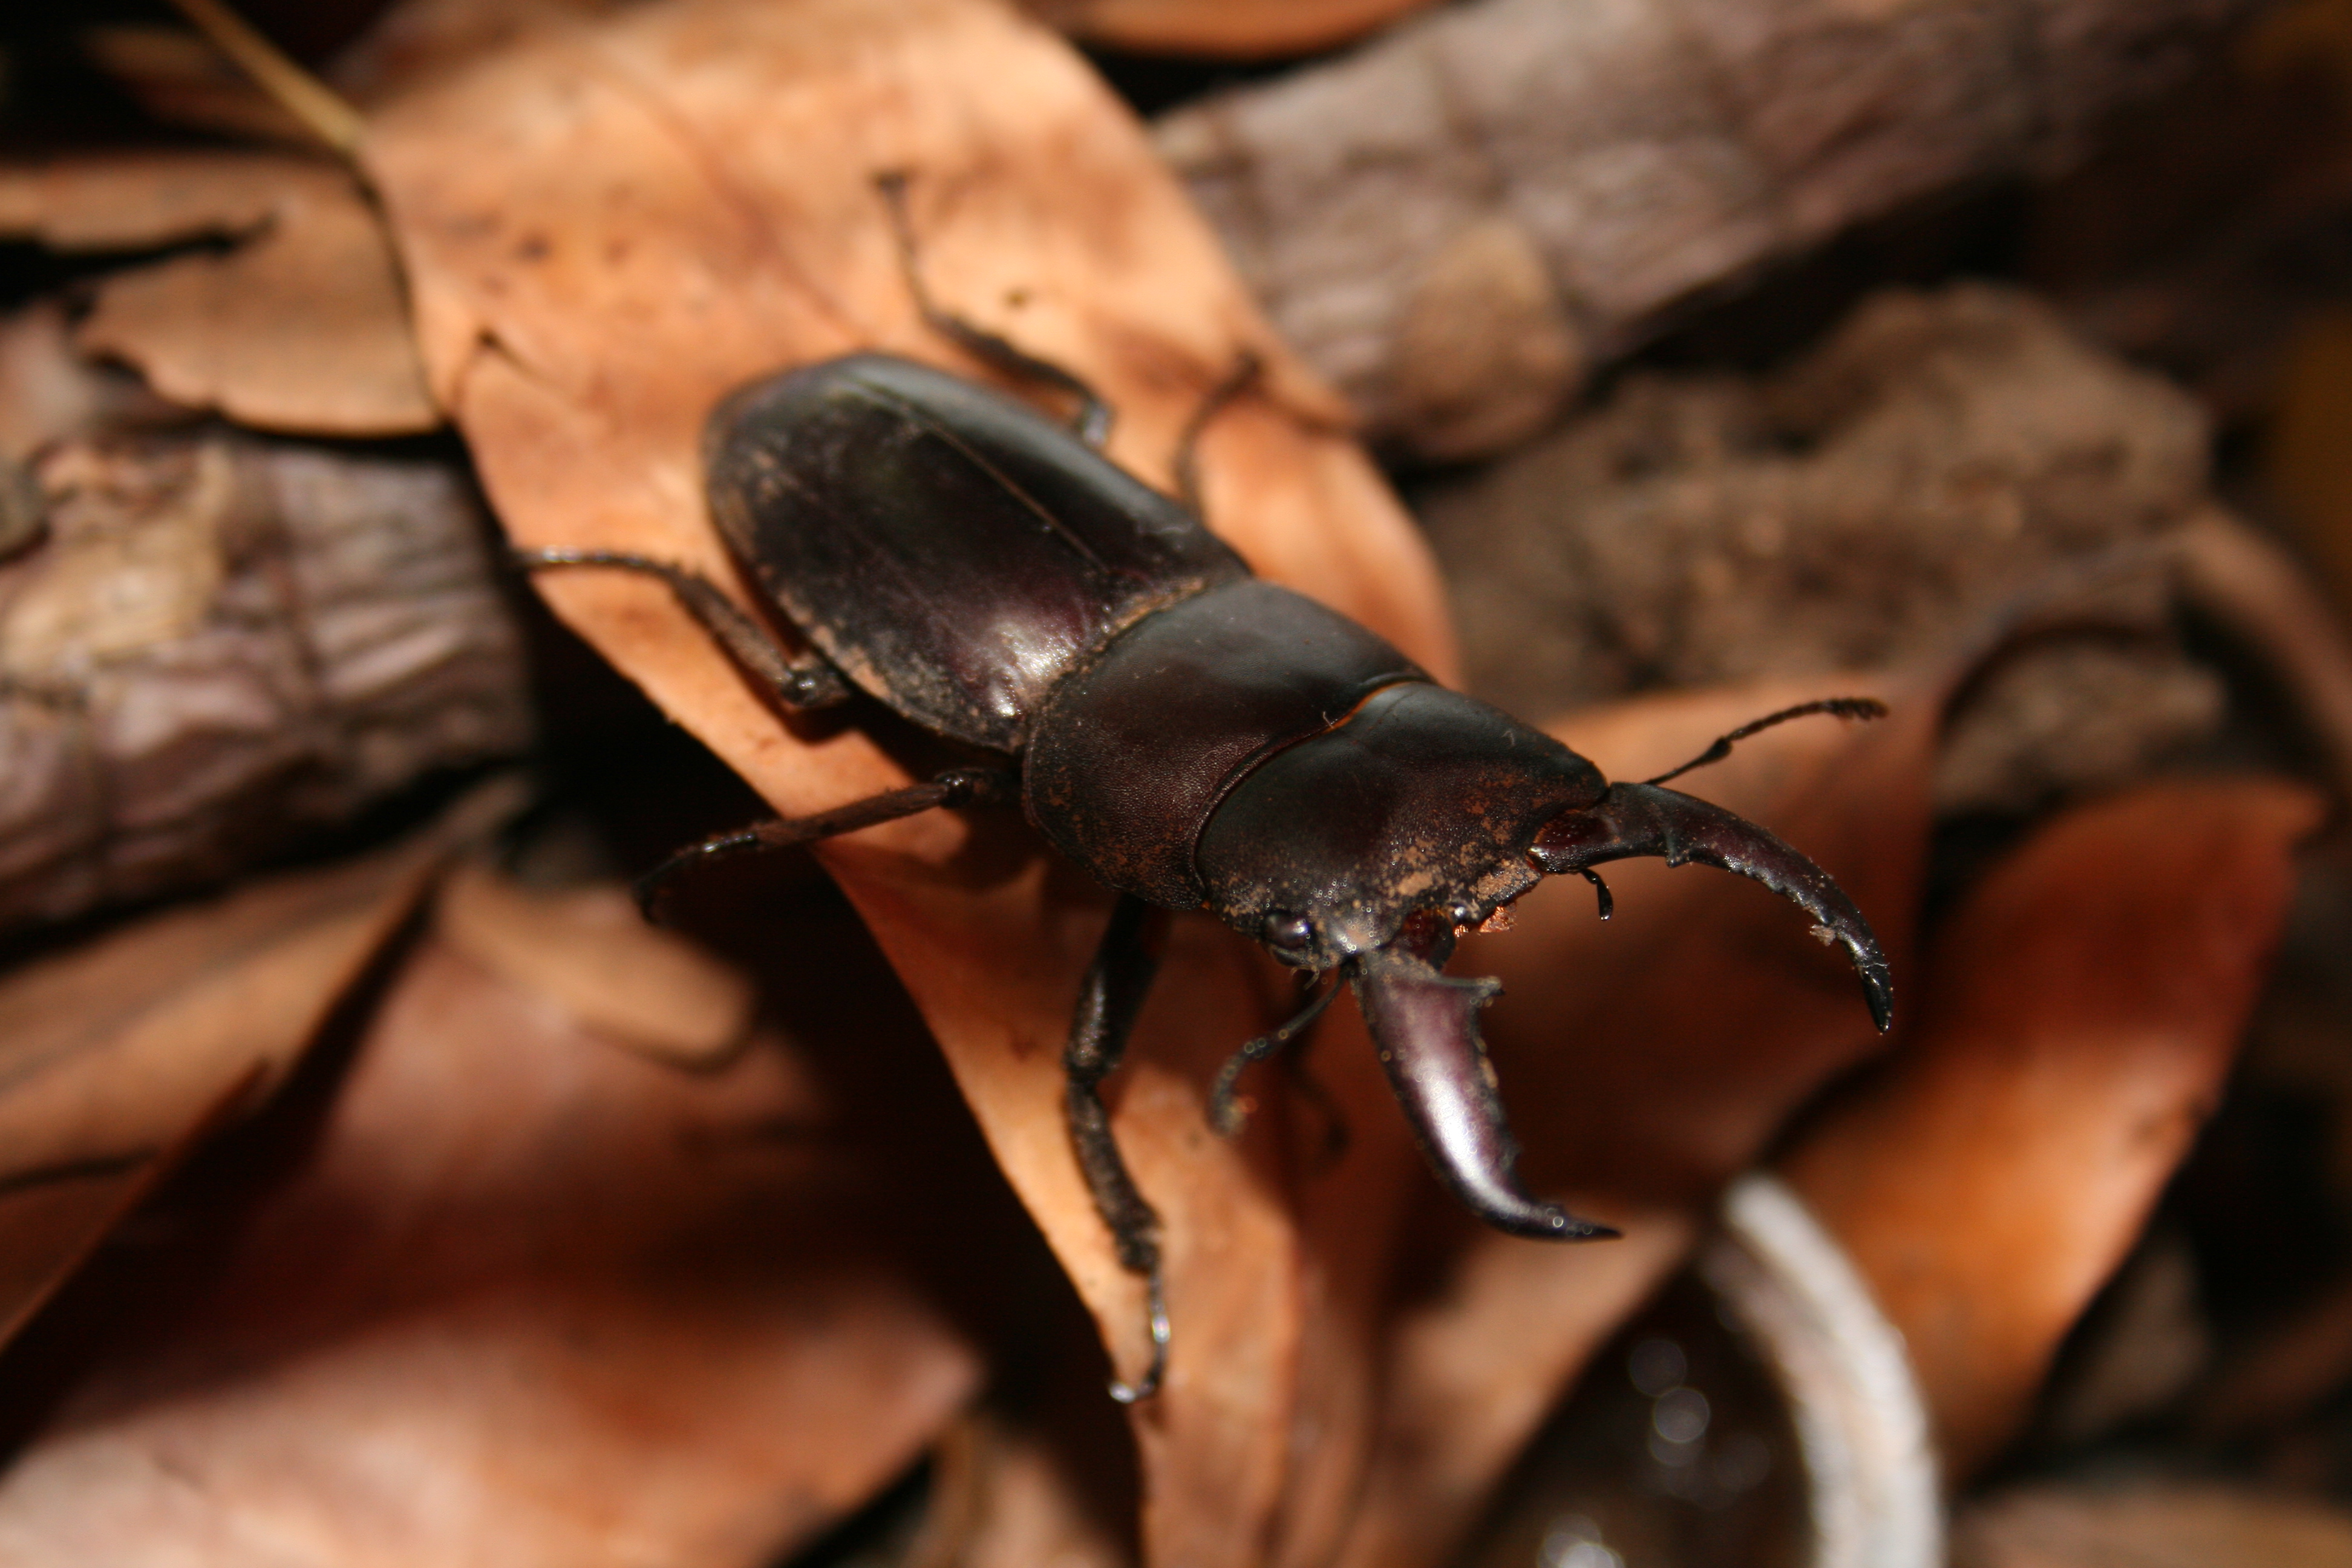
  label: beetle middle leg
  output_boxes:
[876,171,1114,449]
[514,547,854,711]
[633,766,1019,918]
[1066,892,1174,1402]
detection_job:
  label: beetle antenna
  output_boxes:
[1642,697,1887,788]
[1210,973,1341,1135]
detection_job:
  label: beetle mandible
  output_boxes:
[520,177,1892,1403]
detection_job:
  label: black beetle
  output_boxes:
[521,184,1891,1403]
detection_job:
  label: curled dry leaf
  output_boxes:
[1331,675,1938,1568]
[434,859,757,1067]
[0,774,517,1354]
[1021,0,1443,57]
[358,1,1443,1562]
[1782,779,2324,1478]
[0,152,436,436]
[0,880,979,1568]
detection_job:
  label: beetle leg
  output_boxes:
[1171,351,1262,518]
[513,547,854,711]
[1351,938,1618,1241]
[875,171,1114,449]
[1065,892,1172,1402]
[633,766,1017,919]
[1530,780,1895,1031]
[1209,972,1338,1135]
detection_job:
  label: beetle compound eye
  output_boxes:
[1264,912,1315,956]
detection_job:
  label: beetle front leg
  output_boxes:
[1065,892,1172,1402]
[513,547,854,711]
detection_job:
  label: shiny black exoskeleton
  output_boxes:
[522,189,1891,1405]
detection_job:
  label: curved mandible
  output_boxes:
[1351,944,1617,1241]
[1530,781,1894,1031]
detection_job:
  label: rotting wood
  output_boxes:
[1156,0,2272,459]
[0,407,532,936]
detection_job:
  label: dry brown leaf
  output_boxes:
[0,152,436,436]
[359,2,1443,1561]
[434,860,757,1066]
[1953,1482,2352,1568]
[910,1413,1129,1568]
[1783,778,2323,1477]
[0,905,979,1567]
[1024,0,1442,57]
[0,776,517,1353]
[1330,675,1938,1568]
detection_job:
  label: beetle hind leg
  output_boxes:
[1065,893,1174,1402]
[513,547,854,712]
[1171,351,1261,518]
[875,171,1114,449]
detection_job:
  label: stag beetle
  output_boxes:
[521,178,1892,1403]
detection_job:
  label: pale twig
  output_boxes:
[158,0,366,159]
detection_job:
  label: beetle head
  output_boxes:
[1195,681,1893,1243]
[1193,682,1606,970]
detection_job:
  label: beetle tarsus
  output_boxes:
[875,170,1114,449]
[1210,974,1339,1135]
[1066,895,1174,1400]
[1642,696,1888,789]
[1351,946,1618,1242]
[1106,1264,1169,1405]
[1579,867,1613,921]
[1531,780,1894,1031]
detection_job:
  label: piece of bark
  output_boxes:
[1419,284,2229,817]
[0,776,514,1356]
[1157,0,2266,458]
[358,4,1440,1564]
[1022,0,1442,57]
[0,152,437,436]
[0,877,981,1568]
[1781,779,2323,1478]
[0,423,533,935]
[0,302,185,469]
